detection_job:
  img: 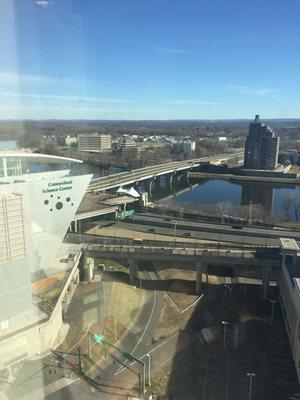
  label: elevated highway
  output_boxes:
[65,233,281,296]
[87,152,243,193]
[82,241,280,296]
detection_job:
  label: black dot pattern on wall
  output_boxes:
[56,202,63,210]
[43,196,72,211]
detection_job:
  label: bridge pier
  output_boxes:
[196,262,207,295]
[262,266,271,299]
[169,172,177,191]
[149,178,156,197]
[69,220,79,233]
[129,258,138,285]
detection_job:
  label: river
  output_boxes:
[149,177,300,221]
[0,140,17,149]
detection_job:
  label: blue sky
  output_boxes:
[1,0,300,120]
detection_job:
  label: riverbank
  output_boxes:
[188,171,300,184]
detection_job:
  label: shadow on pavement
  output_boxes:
[163,285,300,400]
[99,270,196,294]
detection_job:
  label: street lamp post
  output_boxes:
[222,321,229,350]
[249,201,252,227]
[224,285,232,310]
[270,300,277,325]
[246,372,255,400]
[141,353,151,387]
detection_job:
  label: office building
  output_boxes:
[65,135,77,146]
[244,115,280,170]
[0,152,91,370]
[78,133,111,153]
[120,136,137,157]
[181,140,196,153]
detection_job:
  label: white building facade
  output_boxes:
[0,153,92,370]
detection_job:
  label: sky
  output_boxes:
[0,0,300,120]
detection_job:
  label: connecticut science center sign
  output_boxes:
[42,180,73,194]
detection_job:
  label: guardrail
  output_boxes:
[87,152,244,191]
[86,243,254,257]
[65,232,270,251]
[84,244,280,266]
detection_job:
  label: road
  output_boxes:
[86,218,293,248]
[86,271,164,397]
[120,213,300,246]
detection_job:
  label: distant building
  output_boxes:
[120,136,137,157]
[181,140,196,153]
[78,133,111,153]
[218,136,227,142]
[65,135,77,146]
[244,115,280,170]
[279,150,300,166]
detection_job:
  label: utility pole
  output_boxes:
[78,347,83,374]
[249,201,252,227]
[92,333,146,395]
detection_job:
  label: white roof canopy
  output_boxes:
[0,152,83,164]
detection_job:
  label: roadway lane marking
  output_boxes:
[86,280,147,375]
[67,322,91,353]
[114,332,180,373]
[114,275,158,376]
[18,377,81,400]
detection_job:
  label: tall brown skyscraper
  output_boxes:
[244,115,280,170]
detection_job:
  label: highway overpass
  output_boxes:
[87,152,243,193]
[81,241,280,296]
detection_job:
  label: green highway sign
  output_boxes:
[93,333,135,361]
[117,209,135,220]
[94,334,104,344]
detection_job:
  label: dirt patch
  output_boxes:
[153,269,201,340]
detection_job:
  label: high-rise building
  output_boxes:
[244,115,280,170]
[78,133,111,153]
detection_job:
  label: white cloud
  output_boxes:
[169,99,219,106]
[154,46,190,54]
[35,1,52,8]
[0,72,70,85]
[0,91,133,104]
[229,85,277,97]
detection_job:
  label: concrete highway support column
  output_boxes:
[262,266,271,299]
[196,262,207,295]
[169,173,177,191]
[129,258,138,285]
[72,220,78,233]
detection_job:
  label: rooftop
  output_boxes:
[279,238,300,252]
[0,151,82,164]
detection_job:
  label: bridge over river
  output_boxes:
[86,151,243,193]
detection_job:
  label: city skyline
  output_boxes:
[1,0,300,120]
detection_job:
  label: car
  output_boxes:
[231,225,243,229]
[183,232,193,237]
[147,228,155,233]
[164,217,171,221]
